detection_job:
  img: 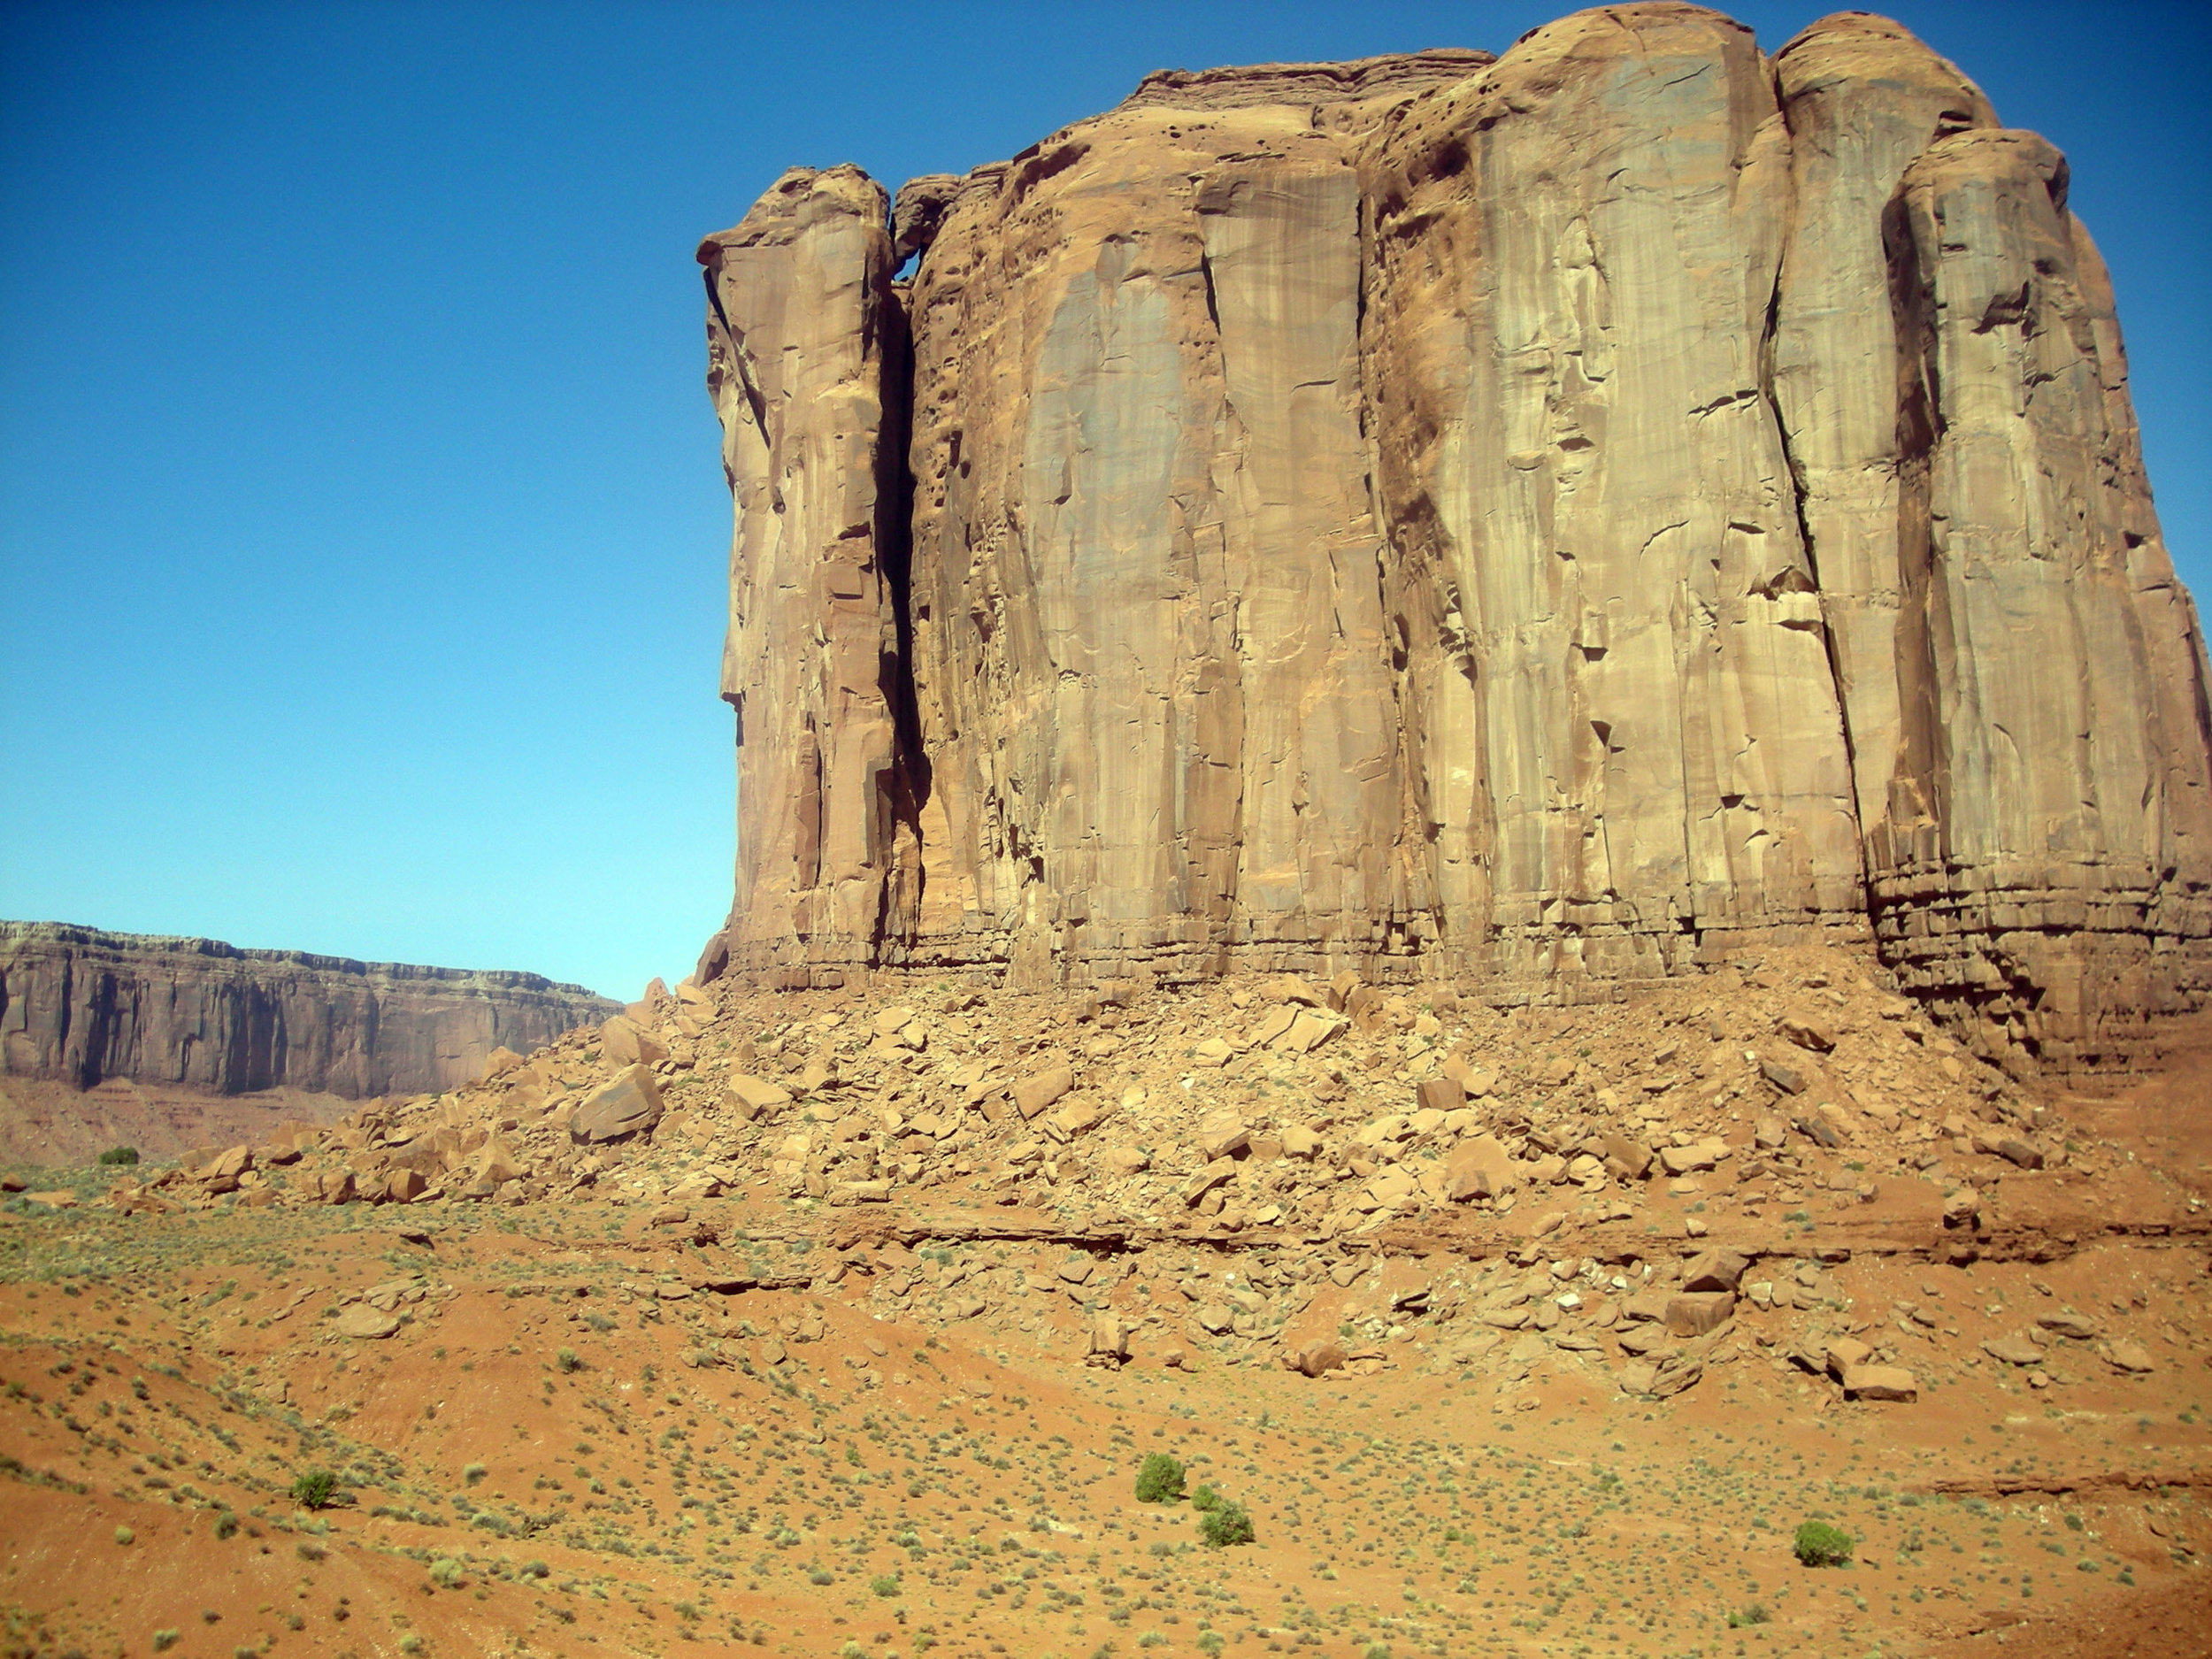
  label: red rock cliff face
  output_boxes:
[697,6,2212,1072]
[0,924,618,1098]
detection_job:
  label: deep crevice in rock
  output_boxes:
[871,233,931,964]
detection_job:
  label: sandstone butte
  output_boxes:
[693,4,2212,1079]
[0,921,618,1100]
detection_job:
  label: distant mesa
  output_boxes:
[0,920,618,1101]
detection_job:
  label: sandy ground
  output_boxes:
[3,967,2208,1658]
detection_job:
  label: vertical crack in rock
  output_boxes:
[1760,184,1865,869]
[873,264,931,964]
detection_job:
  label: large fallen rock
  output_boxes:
[571,1065,664,1144]
[1841,1364,1917,1403]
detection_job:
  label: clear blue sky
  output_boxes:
[3,2,2206,1001]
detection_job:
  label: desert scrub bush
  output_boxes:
[151,1633,180,1654]
[555,1348,581,1373]
[1794,1521,1855,1567]
[97,1146,139,1166]
[870,1573,900,1598]
[464,1463,488,1485]
[1727,1603,1770,1627]
[1134,1453,1186,1504]
[427,1558,464,1588]
[1190,1484,1221,1513]
[1198,1501,1254,1548]
[212,1509,238,1540]
[113,1525,134,1545]
[289,1469,338,1510]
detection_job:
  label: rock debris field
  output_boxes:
[4,941,2208,1657]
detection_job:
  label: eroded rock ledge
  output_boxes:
[695,5,2212,1074]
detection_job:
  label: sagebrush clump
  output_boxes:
[1199,1499,1254,1548]
[1794,1520,1854,1567]
[1134,1453,1186,1504]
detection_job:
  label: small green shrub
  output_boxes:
[212,1510,238,1540]
[113,1525,134,1546]
[1190,1484,1221,1513]
[1133,1453,1186,1504]
[1198,1501,1254,1548]
[151,1633,180,1654]
[808,1566,834,1586]
[289,1469,338,1510]
[97,1146,140,1166]
[429,1558,465,1588]
[464,1463,488,1486]
[556,1348,581,1373]
[1727,1602,1770,1627]
[1794,1520,1854,1567]
[870,1573,900,1598]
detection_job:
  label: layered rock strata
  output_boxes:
[0,922,618,1098]
[699,4,2212,1070]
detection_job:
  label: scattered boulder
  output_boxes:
[572,1065,664,1144]
[1760,1057,1808,1095]
[1417,1076,1466,1114]
[1681,1249,1748,1294]
[1013,1066,1074,1119]
[1087,1314,1130,1366]
[1445,1134,1516,1202]
[2106,1340,2156,1374]
[726,1073,793,1119]
[1181,1159,1238,1207]
[1663,1291,1735,1338]
[1279,1008,1347,1053]
[1196,1111,1250,1162]
[1601,1131,1653,1180]
[383,1170,428,1204]
[1824,1337,1873,1379]
[336,1307,401,1340]
[1841,1364,1917,1402]
[1658,1139,1726,1176]
[600,1015,669,1069]
[1288,1340,1348,1378]
[1778,1016,1837,1053]
[1981,1333,2046,1367]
